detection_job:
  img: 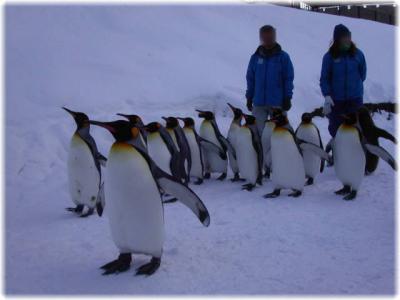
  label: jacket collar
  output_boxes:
[255,43,282,57]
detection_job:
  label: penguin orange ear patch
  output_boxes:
[131,127,139,138]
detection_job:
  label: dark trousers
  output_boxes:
[328,99,362,137]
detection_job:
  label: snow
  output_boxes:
[5,4,395,295]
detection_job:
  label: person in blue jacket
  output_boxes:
[320,24,367,137]
[246,25,294,133]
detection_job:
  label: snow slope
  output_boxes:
[5,4,396,294]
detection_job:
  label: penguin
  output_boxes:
[62,107,106,217]
[197,110,231,180]
[226,103,245,182]
[236,114,263,191]
[116,113,148,148]
[143,122,181,180]
[332,112,396,200]
[264,109,329,198]
[89,120,210,276]
[295,113,325,185]
[357,106,396,175]
[162,116,191,184]
[261,118,275,179]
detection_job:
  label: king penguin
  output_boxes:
[63,107,106,217]
[162,116,191,184]
[357,106,396,175]
[332,112,396,200]
[295,113,325,185]
[264,109,329,198]
[226,103,245,182]
[197,110,231,180]
[143,122,182,181]
[236,114,263,191]
[116,113,148,149]
[89,119,210,276]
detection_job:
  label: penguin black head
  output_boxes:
[89,120,140,142]
[177,117,195,128]
[271,109,288,127]
[144,122,162,133]
[227,103,243,121]
[342,112,358,126]
[196,110,214,120]
[357,106,374,128]
[243,114,256,126]
[301,113,313,124]
[116,113,144,126]
[162,116,179,129]
[62,107,89,129]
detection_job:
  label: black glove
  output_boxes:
[282,97,292,111]
[246,98,253,112]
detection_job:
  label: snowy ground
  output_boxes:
[5,4,395,295]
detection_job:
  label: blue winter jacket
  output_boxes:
[245,44,294,107]
[320,48,367,102]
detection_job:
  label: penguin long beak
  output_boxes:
[62,107,76,117]
[89,120,116,133]
[116,113,128,118]
[161,116,168,121]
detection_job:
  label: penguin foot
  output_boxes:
[263,169,271,178]
[217,173,227,181]
[230,173,246,182]
[101,253,132,275]
[256,176,263,186]
[305,177,314,186]
[136,257,161,276]
[288,190,302,197]
[193,178,203,185]
[343,191,357,201]
[80,208,94,218]
[204,173,211,179]
[66,205,84,214]
[241,183,255,191]
[335,185,351,195]
[163,197,178,204]
[263,189,281,198]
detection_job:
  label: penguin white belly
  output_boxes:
[147,132,172,175]
[333,127,366,190]
[199,121,227,173]
[227,123,240,173]
[106,143,164,257]
[67,134,100,208]
[296,125,320,178]
[271,129,305,191]
[236,127,258,184]
[262,122,275,170]
[167,128,179,150]
[184,129,202,178]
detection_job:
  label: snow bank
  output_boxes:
[5,4,395,294]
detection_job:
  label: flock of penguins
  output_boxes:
[63,103,396,276]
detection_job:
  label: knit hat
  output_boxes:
[333,24,351,41]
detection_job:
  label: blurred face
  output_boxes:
[260,30,276,48]
[340,35,352,47]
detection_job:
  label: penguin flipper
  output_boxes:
[199,137,227,160]
[364,144,397,171]
[133,144,210,226]
[299,141,330,161]
[220,137,237,160]
[96,182,105,217]
[156,174,210,227]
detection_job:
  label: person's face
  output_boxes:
[260,30,276,48]
[340,35,352,46]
